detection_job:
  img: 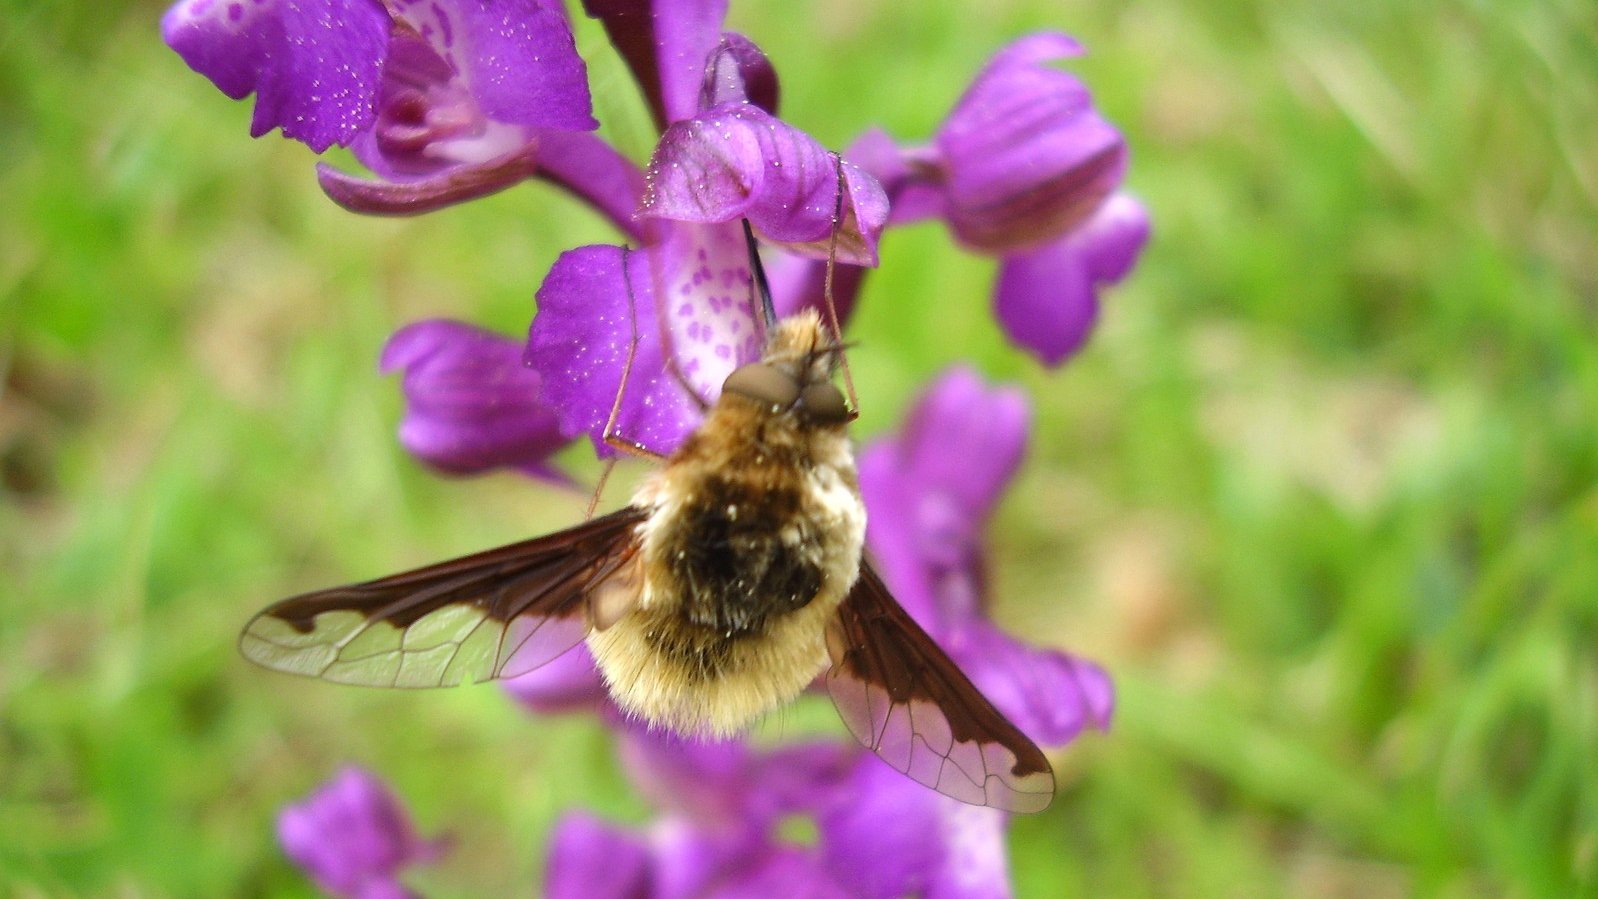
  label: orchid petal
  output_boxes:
[642,104,888,265]
[502,642,608,715]
[525,244,703,458]
[993,193,1150,366]
[546,812,653,899]
[391,0,595,131]
[651,223,765,400]
[380,319,571,481]
[893,367,1029,526]
[583,0,727,127]
[937,33,1126,251]
[277,767,441,899]
[762,251,866,326]
[857,440,941,628]
[533,130,650,242]
[162,0,389,152]
[925,800,1012,899]
[954,622,1115,747]
[859,369,1030,627]
[846,128,944,226]
[817,756,945,899]
[716,849,853,899]
[317,148,539,215]
[617,726,754,825]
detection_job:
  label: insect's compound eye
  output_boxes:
[800,382,849,423]
[722,363,801,408]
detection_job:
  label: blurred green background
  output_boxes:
[4,0,1596,895]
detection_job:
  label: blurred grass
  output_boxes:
[2,0,1596,896]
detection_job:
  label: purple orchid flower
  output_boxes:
[852,33,1152,366]
[548,720,1047,898]
[163,0,603,213]
[545,725,858,899]
[858,366,1114,747]
[524,23,890,460]
[277,766,444,899]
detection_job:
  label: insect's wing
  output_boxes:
[825,563,1056,813]
[240,506,647,688]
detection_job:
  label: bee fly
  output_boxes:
[242,214,1056,813]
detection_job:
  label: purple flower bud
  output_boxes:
[380,319,571,482]
[277,767,442,899]
[698,33,780,113]
[935,33,1127,253]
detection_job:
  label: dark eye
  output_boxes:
[800,383,849,423]
[722,363,800,408]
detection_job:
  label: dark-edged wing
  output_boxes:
[240,506,647,688]
[825,563,1056,813]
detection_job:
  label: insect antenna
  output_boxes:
[740,218,779,339]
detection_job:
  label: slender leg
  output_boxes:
[601,246,669,463]
[823,151,859,416]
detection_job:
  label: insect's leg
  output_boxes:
[602,246,669,463]
[823,151,859,416]
[583,458,618,521]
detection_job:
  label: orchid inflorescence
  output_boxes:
[163,0,1145,894]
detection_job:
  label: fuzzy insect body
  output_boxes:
[241,316,1056,813]
[591,313,865,735]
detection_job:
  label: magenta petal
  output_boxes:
[993,193,1150,366]
[316,148,539,216]
[162,0,388,152]
[762,250,866,326]
[698,32,779,113]
[545,812,653,899]
[857,442,941,629]
[583,0,727,127]
[1075,191,1152,283]
[860,368,1030,630]
[525,244,704,457]
[937,33,1127,251]
[649,0,730,123]
[533,130,649,241]
[641,104,889,266]
[820,755,1016,899]
[818,757,945,899]
[954,623,1114,747]
[716,849,853,899]
[846,129,944,226]
[388,0,594,131]
[894,367,1029,525]
[380,319,570,479]
[924,801,1013,899]
[277,767,440,899]
[459,0,596,130]
[652,223,765,400]
[502,642,607,714]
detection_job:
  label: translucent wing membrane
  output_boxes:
[825,563,1056,813]
[240,506,647,688]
